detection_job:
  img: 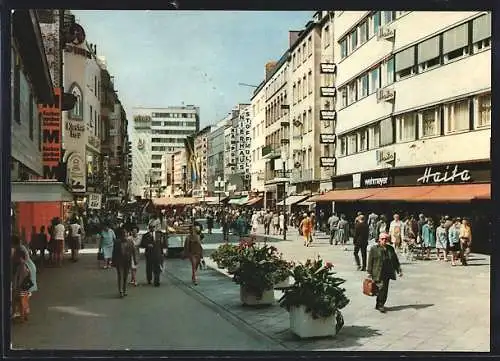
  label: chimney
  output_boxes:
[265,61,277,80]
[289,30,301,47]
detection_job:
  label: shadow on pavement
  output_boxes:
[385,303,434,311]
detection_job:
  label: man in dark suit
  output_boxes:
[354,214,369,271]
[140,224,166,287]
[367,232,402,313]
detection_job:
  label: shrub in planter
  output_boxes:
[210,243,239,269]
[279,258,349,334]
[273,257,294,285]
[232,243,283,300]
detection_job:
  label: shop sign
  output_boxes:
[363,176,390,187]
[320,63,336,74]
[417,164,472,185]
[88,193,102,209]
[352,173,361,188]
[64,44,92,59]
[65,121,85,138]
[320,134,336,144]
[39,87,62,180]
[320,87,336,97]
[67,152,86,193]
[376,150,395,165]
[320,110,336,121]
[320,157,336,168]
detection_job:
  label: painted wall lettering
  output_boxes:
[417,165,472,184]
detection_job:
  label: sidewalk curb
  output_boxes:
[164,269,289,350]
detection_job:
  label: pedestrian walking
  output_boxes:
[11,248,33,322]
[368,211,378,241]
[366,232,402,313]
[99,223,116,269]
[112,228,137,298]
[130,226,141,286]
[69,217,82,262]
[140,224,166,287]
[436,220,448,261]
[459,218,472,266]
[389,214,403,250]
[422,218,436,260]
[183,225,204,285]
[279,212,285,235]
[337,214,350,246]
[52,218,66,267]
[354,215,369,271]
[328,213,340,245]
[207,213,214,234]
[448,218,462,266]
[299,213,313,247]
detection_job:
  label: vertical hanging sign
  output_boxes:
[39,87,62,180]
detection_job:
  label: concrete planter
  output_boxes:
[289,305,337,338]
[240,286,275,306]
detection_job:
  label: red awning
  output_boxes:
[309,188,384,202]
[245,197,263,206]
[413,183,491,202]
[363,186,437,201]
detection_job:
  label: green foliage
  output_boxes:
[279,258,349,331]
[210,243,239,269]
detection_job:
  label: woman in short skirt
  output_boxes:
[448,218,462,266]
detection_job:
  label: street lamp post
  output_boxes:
[215,176,225,207]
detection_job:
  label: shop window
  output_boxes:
[418,36,440,72]
[339,136,347,156]
[358,129,368,152]
[347,81,357,105]
[397,113,417,142]
[379,117,394,146]
[347,134,357,155]
[446,99,470,133]
[359,21,368,44]
[357,73,369,99]
[472,13,491,53]
[443,23,469,63]
[419,107,441,137]
[369,66,380,94]
[475,93,491,128]
[369,124,380,149]
[340,38,347,59]
[395,46,415,80]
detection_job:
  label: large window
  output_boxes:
[350,29,358,52]
[369,67,380,94]
[302,75,307,99]
[397,113,417,142]
[395,46,415,80]
[446,99,470,133]
[369,124,380,149]
[292,84,296,104]
[347,134,357,155]
[472,13,491,53]
[69,83,83,119]
[308,36,313,56]
[340,38,347,59]
[418,36,440,72]
[379,117,394,146]
[372,11,381,37]
[347,82,356,105]
[420,107,440,137]
[339,136,347,156]
[339,87,347,108]
[359,21,368,44]
[358,74,369,99]
[358,129,368,152]
[308,70,313,94]
[383,11,394,24]
[443,23,469,63]
[385,57,394,85]
[324,25,330,47]
[475,93,491,128]
[297,80,302,100]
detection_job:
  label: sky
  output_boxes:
[72,11,313,129]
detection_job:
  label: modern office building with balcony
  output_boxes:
[249,80,267,194]
[313,11,491,249]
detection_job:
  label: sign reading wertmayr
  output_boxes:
[39,87,62,180]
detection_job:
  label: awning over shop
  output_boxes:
[276,195,308,206]
[245,197,263,206]
[310,188,382,202]
[12,181,73,202]
[412,183,491,202]
[201,196,228,205]
[228,196,249,205]
[152,197,199,206]
[296,196,317,206]
[363,186,436,201]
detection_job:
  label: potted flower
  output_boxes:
[273,257,294,289]
[279,258,349,338]
[210,243,239,270]
[232,243,283,306]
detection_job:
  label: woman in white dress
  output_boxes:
[129,226,141,286]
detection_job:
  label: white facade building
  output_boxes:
[130,114,151,197]
[130,106,199,197]
[250,82,266,193]
[334,11,491,175]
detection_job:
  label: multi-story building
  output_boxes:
[314,11,491,249]
[193,126,211,198]
[130,113,152,197]
[130,106,199,197]
[249,81,266,194]
[207,117,227,195]
[173,149,188,195]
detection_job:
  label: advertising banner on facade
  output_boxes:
[66,152,86,193]
[39,87,62,180]
[88,193,102,209]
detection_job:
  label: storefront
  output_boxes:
[311,159,491,252]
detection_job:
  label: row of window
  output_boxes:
[339,11,409,60]
[292,70,313,104]
[265,90,288,127]
[151,120,196,127]
[338,93,491,156]
[152,129,194,135]
[151,112,197,118]
[151,146,182,152]
[291,34,313,71]
[338,13,491,110]
[151,137,186,144]
[265,66,287,99]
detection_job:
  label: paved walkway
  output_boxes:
[165,225,490,351]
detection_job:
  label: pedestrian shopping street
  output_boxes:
[11,226,490,352]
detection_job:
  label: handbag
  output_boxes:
[363,278,377,296]
[97,249,104,261]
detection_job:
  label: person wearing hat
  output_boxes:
[367,232,402,313]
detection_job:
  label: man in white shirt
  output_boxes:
[53,218,66,267]
[69,218,82,262]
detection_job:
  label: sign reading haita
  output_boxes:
[417,165,472,184]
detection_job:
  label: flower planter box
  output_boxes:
[240,286,275,306]
[274,276,293,289]
[289,305,337,338]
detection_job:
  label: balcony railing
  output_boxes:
[261,143,282,159]
[290,168,314,183]
[265,169,289,183]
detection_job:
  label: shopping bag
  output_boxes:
[363,278,377,296]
